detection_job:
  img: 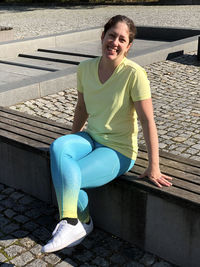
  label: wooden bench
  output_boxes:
[0,106,200,267]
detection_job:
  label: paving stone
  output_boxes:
[30,244,43,256]
[44,253,62,265]
[153,260,174,267]
[0,204,5,212]
[110,253,126,265]
[9,191,24,201]
[74,250,93,262]
[192,144,200,150]
[0,264,15,267]
[18,195,35,205]
[0,183,5,191]
[1,199,16,209]
[12,229,29,238]
[19,237,36,249]
[124,262,145,267]
[139,252,156,265]
[4,244,26,258]
[0,236,18,248]
[56,259,77,266]
[26,259,47,267]
[0,252,7,262]
[10,251,34,266]
[2,223,20,235]
[122,247,144,261]
[0,215,10,229]
[13,214,29,224]
[12,203,28,213]
[4,209,16,219]
[26,209,42,219]
[59,246,74,257]
[1,188,15,195]
[23,221,39,231]
[92,256,110,266]
[32,227,51,241]
[0,194,6,201]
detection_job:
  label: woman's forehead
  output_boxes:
[108,22,129,35]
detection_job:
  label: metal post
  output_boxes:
[198,36,200,61]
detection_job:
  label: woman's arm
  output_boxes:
[134,98,172,188]
[71,91,88,134]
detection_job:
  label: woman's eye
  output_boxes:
[109,34,115,38]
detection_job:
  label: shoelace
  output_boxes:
[54,220,68,236]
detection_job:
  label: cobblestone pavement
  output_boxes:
[1,4,200,267]
[0,183,176,266]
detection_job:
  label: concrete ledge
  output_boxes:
[0,67,76,106]
[133,35,199,66]
[0,27,101,59]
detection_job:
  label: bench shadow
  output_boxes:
[0,184,142,265]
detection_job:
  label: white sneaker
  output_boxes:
[41,218,93,253]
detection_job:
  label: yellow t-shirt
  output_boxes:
[77,56,151,160]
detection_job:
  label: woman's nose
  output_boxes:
[112,37,118,46]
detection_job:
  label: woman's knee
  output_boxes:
[50,135,72,157]
[50,132,94,160]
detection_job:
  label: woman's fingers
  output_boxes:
[162,174,173,181]
[150,175,173,188]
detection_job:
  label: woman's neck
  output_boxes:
[100,56,122,71]
[98,57,124,84]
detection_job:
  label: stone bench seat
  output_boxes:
[0,106,200,267]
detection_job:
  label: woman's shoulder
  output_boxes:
[78,57,100,69]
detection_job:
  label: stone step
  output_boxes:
[18,51,93,65]
[0,62,50,78]
[1,57,77,71]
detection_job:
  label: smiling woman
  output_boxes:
[41,14,172,254]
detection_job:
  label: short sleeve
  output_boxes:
[77,63,83,93]
[130,67,151,102]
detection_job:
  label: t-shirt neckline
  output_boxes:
[96,56,126,86]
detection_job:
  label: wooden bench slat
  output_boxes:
[139,145,200,168]
[0,114,64,140]
[0,106,71,134]
[122,172,200,206]
[131,164,200,196]
[0,121,54,146]
[135,158,200,185]
[0,110,69,136]
[0,128,49,150]
[138,150,200,175]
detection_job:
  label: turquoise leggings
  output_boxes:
[50,132,135,223]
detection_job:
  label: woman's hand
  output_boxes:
[139,166,173,188]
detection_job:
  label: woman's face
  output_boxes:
[101,22,132,63]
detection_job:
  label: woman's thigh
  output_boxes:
[78,145,135,189]
[50,131,95,161]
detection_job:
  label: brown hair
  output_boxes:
[103,15,137,44]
